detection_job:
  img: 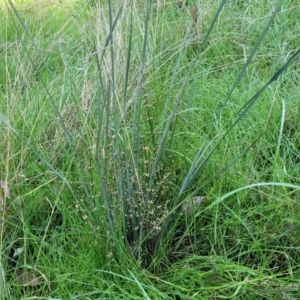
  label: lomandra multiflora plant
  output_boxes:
[5,0,300,268]
[90,0,300,265]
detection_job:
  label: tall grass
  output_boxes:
[1,0,300,298]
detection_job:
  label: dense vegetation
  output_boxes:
[1,0,300,298]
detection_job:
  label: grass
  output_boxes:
[1,0,300,299]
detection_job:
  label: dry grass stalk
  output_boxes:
[157,0,164,10]
[190,7,202,36]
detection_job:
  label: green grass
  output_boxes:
[1,0,300,299]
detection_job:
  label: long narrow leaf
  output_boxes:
[220,0,284,110]
[178,49,300,200]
